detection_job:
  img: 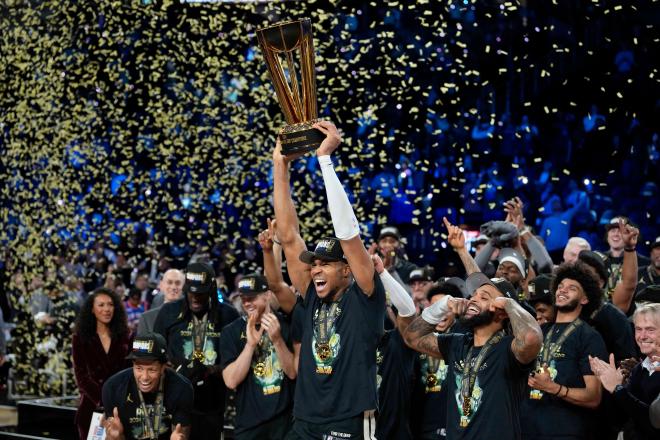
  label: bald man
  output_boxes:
[137,269,185,336]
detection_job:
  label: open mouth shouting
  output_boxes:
[314,278,328,295]
[465,303,481,318]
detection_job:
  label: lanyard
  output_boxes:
[314,301,339,361]
[540,319,583,366]
[136,375,164,440]
[460,330,505,416]
[191,314,208,364]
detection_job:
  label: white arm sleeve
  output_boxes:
[318,155,360,240]
[421,295,450,325]
[379,270,416,317]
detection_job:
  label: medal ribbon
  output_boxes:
[461,330,505,415]
[191,314,208,363]
[540,319,583,366]
[315,302,338,346]
[136,375,164,440]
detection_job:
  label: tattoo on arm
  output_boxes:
[504,299,543,364]
[458,248,481,275]
[403,316,442,358]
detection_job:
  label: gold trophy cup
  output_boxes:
[256,18,325,155]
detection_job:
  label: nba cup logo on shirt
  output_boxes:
[186,272,206,283]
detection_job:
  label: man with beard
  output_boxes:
[153,262,239,440]
[273,122,386,439]
[521,262,609,440]
[403,217,542,440]
[590,303,660,439]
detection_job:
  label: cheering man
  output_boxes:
[273,121,387,439]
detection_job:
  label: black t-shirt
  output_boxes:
[437,332,532,440]
[520,321,608,439]
[293,275,386,424]
[219,314,294,434]
[290,297,305,344]
[411,351,451,438]
[375,329,416,440]
[589,302,637,361]
[152,299,239,415]
[604,251,650,296]
[102,368,193,440]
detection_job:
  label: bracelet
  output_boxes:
[272,239,281,246]
[553,384,563,396]
[624,247,635,252]
[563,386,569,398]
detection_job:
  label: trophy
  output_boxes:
[256,18,325,155]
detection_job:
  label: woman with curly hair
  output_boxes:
[72,287,130,440]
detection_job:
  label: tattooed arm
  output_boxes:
[403,295,467,358]
[402,316,443,358]
[443,217,481,275]
[491,297,543,364]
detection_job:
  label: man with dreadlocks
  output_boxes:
[153,261,239,440]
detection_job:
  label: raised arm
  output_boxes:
[611,222,638,313]
[443,217,481,275]
[403,295,467,358]
[258,219,296,314]
[491,297,542,364]
[272,140,311,296]
[314,121,375,295]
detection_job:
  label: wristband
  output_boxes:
[553,384,563,396]
[421,295,450,325]
[624,247,635,252]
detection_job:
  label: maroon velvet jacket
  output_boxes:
[72,332,130,440]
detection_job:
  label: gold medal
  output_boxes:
[530,389,543,400]
[192,350,205,362]
[316,342,331,361]
[460,415,469,428]
[426,374,438,387]
[254,362,266,377]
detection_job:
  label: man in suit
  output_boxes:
[137,269,185,336]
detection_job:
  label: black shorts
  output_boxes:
[235,410,292,440]
[285,410,376,440]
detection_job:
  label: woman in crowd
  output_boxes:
[72,287,130,440]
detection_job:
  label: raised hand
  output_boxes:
[170,423,186,440]
[504,197,525,230]
[371,253,385,274]
[313,121,342,156]
[257,228,273,252]
[101,407,124,440]
[443,217,465,250]
[447,297,469,316]
[261,312,282,344]
[620,221,639,249]
[273,137,306,164]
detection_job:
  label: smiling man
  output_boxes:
[521,262,608,440]
[153,261,239,440]
[101,333,193,440]
[403,270,542,440]
[219,273,296,439]
[273,121,386,439]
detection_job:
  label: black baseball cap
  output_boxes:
[238,273,269,296]
[409,268,433,283]
[299,238,347,264]
[605,216,631,231]
[465,272,515,299]
[636,285,660,304]
[378,226,401,241]
[528,274,554,304]
[651,236,660,250]
[126,333,167,363]
[184,261,216,295]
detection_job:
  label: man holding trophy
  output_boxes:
[259,18,393,438]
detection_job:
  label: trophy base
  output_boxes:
[279,121,325,155]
